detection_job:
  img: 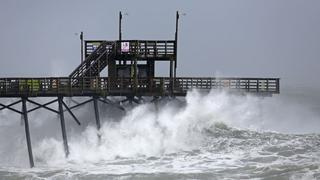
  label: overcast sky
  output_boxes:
[0,0,319,89]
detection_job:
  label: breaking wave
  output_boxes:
[0,90,320,179]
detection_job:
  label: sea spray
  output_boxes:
[31,90,318,165]
[0,90,320,179]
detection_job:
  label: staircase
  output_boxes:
[69,41,115,84]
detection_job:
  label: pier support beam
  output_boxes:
[58,97,69,157]
[121,96,141,105]
[22,98,34,168]
[99,98,125,111]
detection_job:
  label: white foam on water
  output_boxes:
[0,90,319,179]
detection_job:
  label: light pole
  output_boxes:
[119,11,128,65]
[174,11,186,79]
[119,11,122,41]
[80,31,84,63]
[119,11,129,41]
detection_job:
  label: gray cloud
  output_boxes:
[0,0,319,90]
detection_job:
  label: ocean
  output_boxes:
[0,89,320,179]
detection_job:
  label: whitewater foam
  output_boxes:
[0,89,320,179]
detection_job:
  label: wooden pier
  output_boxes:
[0,11,280,167]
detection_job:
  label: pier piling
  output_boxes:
[58,97,69,157]
[93,97,101,131]
[22,98,34,168]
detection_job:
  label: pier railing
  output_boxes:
[0,77,279,97]
[85,40,176,60]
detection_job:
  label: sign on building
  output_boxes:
[121,42,130,53]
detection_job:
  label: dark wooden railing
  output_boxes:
[85,40,176,59]
[0,77,279,97]
[115,40,176,57]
